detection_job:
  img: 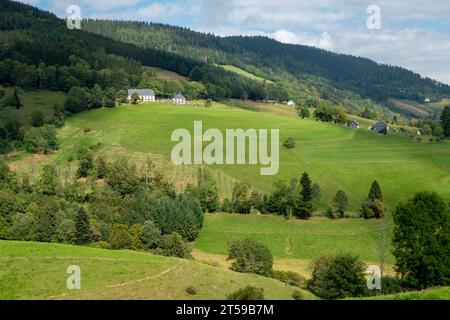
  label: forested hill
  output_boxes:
[84,20,450,104]
[0,0,283,101]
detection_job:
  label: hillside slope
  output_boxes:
[0,240,313,300]
[83,20,450,110]
[38,102,449,211]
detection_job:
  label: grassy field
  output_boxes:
[219,65,274,84]
[195,214,395,265]
[146,66,188,81]
[6,101,450,273]
[0,88,66,126]
[21,101,449,211]
[361,287,450,300]
[0,240,313,300]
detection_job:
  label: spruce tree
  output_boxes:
[75,207,92,245]
[300,172,313,202]
[441,105,450,138]
[368,180,383,201]
[12,88,23,109]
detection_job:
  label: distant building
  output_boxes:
[348,120,360,129]
[172,93,186,105]
[371,120,389,134]
[287,100,296,106]
[127,89,155,102]
[417,129,429,136]
[424,97,431,103]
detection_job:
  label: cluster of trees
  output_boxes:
[0,1,287,104]
[0,156,204,258]
[0,115,60,155]
[217,174,318,219]
[392,191,450,289]
[313,104,348,124]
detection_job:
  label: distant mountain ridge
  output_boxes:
[83,20,450,105]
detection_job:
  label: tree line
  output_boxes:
[0,156,204,259]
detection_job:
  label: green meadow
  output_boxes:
[44,102,450,212]
[7,101,450,271]
[219,65,274,84]
[194,214,394,264]
[0,240,308,300]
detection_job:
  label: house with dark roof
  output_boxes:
[348,120,360,129]
[127,89,155,102]
[172,93,186,105]
[371,120,389,134]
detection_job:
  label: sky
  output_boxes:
[17,0,450,84]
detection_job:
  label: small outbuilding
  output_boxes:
[287,100,296,106]
[371,120,389,134]
[348,120,360,129]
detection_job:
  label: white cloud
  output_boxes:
[138,2,182,19]
[17,0,450,84]
[273,29,334,50]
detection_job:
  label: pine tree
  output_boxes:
[361,180,386,219]
[368,180,383,201]
[11,88,23,109]
[75,207,92,245]
[300,172,313,202]
[441,105,450,138]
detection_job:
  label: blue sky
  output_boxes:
[18,0,450,84]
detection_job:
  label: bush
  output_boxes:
[186,286,197,295]
[292,290,305,300]
[23,125,58,154]
[157,232,191,258]
[227,238,273,276]
[307,254,367,299]
[226,286,264,300]
[90,241,111,250]
[109,224,133,249]
[271,270,305,288]
[140,220,161,250]
[282,136,296,149]
[380,276,411,295]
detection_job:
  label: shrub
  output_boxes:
[328,190,348,219]
[109,224,133,249]
[271,270,305,288]
[23,125,58,154]
[157,232,191,259]
[282,136,296,149]
[380,276,411,295]
[292,290,305,300]
[186,286,197,295]
[226,286,264,300]
[307,254,367,299]
[227,238,273,276]
[90,241,111,250]
[140,220,161,250]
[30,110,45,127]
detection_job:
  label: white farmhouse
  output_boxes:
[172,93,186,105]
[287,100,296,106]
[127,89,155,102]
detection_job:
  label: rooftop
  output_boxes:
[128,89,155,96]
